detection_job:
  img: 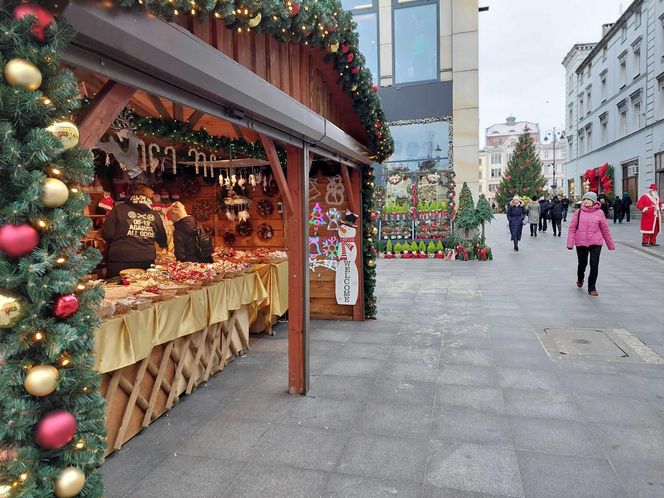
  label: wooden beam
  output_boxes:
[76,80,136,149]
[286,144,310,395]
[350,167,365,322]
[259,134,294,216]
[341,164,359,213]
[147,94,171,119]
[187,109,205,128]
[173,103,184,121]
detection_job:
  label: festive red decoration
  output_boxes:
[373,84,378,93]
[351,66,360,75]
[376,131,382,139]
[327,24,337,32]
[35,410,77,450]
[521,144,527,149]
[0,224,39,258]
[346,53,354,63]
[340,42,350,54]
[289,3,301,16]
[53,294,79,319]
[370,212,377,221]
[375,120,382,128]
[13,3,55,42]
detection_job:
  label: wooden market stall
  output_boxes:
[54,0,391,453]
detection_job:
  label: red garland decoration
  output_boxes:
[583,163,612,194]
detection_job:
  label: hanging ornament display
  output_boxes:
[0,224,40,258]
[256,223,274,240]
[236,220,253,237]
[54,467,86,498]
[35,410,77,450]
[24,365,59,397]
[223,228,235,246]
[257,199,274,217]
[328,41,339,53]
[0,290,27,329]
[45,121,79,150]
[3,58,42,90]
[248,12,262,27]
[42,178,69,208]
[53,293,79,319]
[326,208,341,231]
[12,3,56,42]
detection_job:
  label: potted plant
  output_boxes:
[385,239,393,259]
[427,241,436,259]
[418,240,427,258]
[394,242,403,259]
[435,240,445,259]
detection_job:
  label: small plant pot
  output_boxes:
[394,253,401,259]
[378,253,385,259]
[427,253,435,259]
[385,253,394,259]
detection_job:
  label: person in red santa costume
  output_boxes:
[636,184,662,246]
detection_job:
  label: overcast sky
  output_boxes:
[478,0,624,147]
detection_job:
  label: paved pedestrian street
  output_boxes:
[101,216,664,498]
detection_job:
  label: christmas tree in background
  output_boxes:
[455,182,480,239]
[0,4,106,497]
[495,131,546,210]
[475,194,495,243]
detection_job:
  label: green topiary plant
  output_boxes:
[410,241,419,252]
[427,241,436,254]
[418,240,426,252]
[394,242,403,253]
[455,182,480,240]
[475,194,495,243]
[436,240,444,251]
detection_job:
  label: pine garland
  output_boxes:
[0,5,106,498]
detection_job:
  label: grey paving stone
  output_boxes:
[502,388,584,420]
[437,365,500,388]
[389,344,441,364]
[573,392,664,427]
[426,440,523,497]
[381,360,439,382]
[226,462,328,498]
[336,435,428,482]
[253,425,349,471]
[285,396,363,430]
[100,448,169,498]
[441,348,495,367]
[340,342,392,360]
[307,374,375,401]
[436,384,505,414]
[508,416,602,458]
[422,486,500,498]
[430,406,512,448]
[311,329,355,343]
[180,418,271,461]
[516,451,626,498]
[322,358,384,378]
[346,330,401,345]
[127,455,244,498]
[610,459,664,498]
[323,473,422,498]
[394,332,443,348]
[357,401,432,438]
[591,423,664,463]
[369,379,437,406]
[220,390,293,423]
[496,367,566,392]
[559,372,644,398]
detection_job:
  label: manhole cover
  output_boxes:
[535,328,664,364]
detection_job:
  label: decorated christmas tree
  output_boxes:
[495,131,546,209]
[475,194,495,243]
[0,4,106,497]
[455,182,480,239]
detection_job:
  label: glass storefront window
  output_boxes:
[393,3,438,84]
[355,12,379,83]
[341,0,374,10]
[385,120,450,170]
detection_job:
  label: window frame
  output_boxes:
[391,0,439,85]
[344,0,380,84]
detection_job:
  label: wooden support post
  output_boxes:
[286,144,310,395]
[350,166,365,321]
[147,94,171,119]
[76,80,135,148]
[187,110,205,128]
[173,103,184,121]
[259,134,295,215]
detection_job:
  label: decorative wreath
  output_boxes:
[263,178,279,197]
[223,228,235,246]
[236,220,253,237]
[256,223,274,240]
[180,177,200,198]
[192,199,215,221]
[257,199,274,217]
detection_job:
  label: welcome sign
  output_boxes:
[335,225,358,305]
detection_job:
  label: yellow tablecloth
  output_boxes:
[254,261,289,328]
[94,272,268,373]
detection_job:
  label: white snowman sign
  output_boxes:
[335,224,359,305]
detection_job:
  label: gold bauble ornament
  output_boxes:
[367,259,376,268]
[3,58,42,91]
[45,121,79,150]
[24,365,59,397]
[54,467,85,498]
[0,484,11,498]
[0,290,27,329]
[42,178,69,208]
[372,227,378,235]
[328,41,339,53]
[350,84,358,91]
[248,12,262,27]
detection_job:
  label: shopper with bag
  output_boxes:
[170,202,214,263]
[566,192,615,296]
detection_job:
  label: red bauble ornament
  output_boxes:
[35,410,77,450]
[525,159,530,164]
[521,144,527,149]
[376,131,383,139]
[375,120,382,129]
[340,42,350,54]
[53,294,79,319]
[13,3,55,42]
[0,224,39,258]
[373,84,378,93]
[370,212,377,221]
[351,66,360,75]
[289,3,301,16]
[346,53,354,63]
[327,24,337,33]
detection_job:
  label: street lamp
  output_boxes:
[543,128,566,189]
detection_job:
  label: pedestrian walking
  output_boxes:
[538,197,550,232]
[612,194,623,224]
[507,195,526,251]
[527,196,540,237]
[549,196,564,236]
[566,191,615,296]
[621,192,632,223]
[561,194,570,221]
[598,193,610,218]
[636,184,662,246]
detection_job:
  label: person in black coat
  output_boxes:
[561,195,570,221]
[170,202,213,263]
[102,184,168,278]
[549,196,564,237]
[507,196,526,251]
[538,197,551,232]
[621,192,632,223]
[613,195,624,224]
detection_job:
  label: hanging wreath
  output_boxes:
[256,223,274,240]
[192,199,215,221]
[236,220,253,236]
[223,228,235,246]
[257,199,275,217]
[180,177,200,198]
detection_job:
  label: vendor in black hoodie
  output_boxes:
[171,202,213,263]
[102,184,167,278]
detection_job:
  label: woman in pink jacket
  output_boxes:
[567,191,616,296]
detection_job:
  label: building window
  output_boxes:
[489,184,498,193]
[490,153,501,164]
[619,54,627,87]
[341,0,375,10]
[585,125,593,152]
[544,150,549,159]
[634,5,642,28]
[658,74,664,118]
[602,46,607,61]
[600,70,608,101]
[586,87,592,115]
[568,103,573,128]
[383,118,450,170]
[578,130,585,155]
[656,153,664,198]
[621,24,627,42]
[600,112,608,145]
[579,93,584,113]
[632,96,642,130]
[618,102,627,137]
[568,74,573,94]
[393,1,438,84]
[342,1,378,83]
[490,168,501,179]
[633,44,641,78]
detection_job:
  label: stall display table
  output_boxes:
[252,261,289,334]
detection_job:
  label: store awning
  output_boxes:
[61,0,372,166]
